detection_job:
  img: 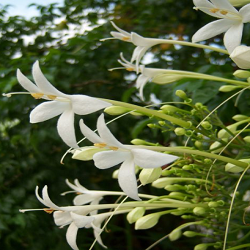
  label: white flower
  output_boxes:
[17,61,111,148]
[107,22,161,72]
[79,114,179,200]
[35,185,107,249]
[192,0,250,53]
[230,45,250,69]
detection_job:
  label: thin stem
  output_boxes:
[226,244,250,250]
[102,99,191,128]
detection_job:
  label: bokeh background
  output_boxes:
[1,0,250,249]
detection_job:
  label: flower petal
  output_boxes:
[53,211,72,226]
[131,32,159,47]
[239,3,250,23]
[118,157,140,200]
[192,19,233,43]
[30,101,69,123]
[79,119,102,144]
[224,22,243,53]
[93,150,130,169]
[73,194,97,205]
[97,114,125,148]
[92,221,107,248]
[66,223,79,250]
[136,74,150,100]
[57,108,78,148]
[70,95,111,115]
[210,0,238,13]
[32,61,66,97]
[70,212,95,228]
[193,0,221,18]
[17,69,40,93]
[132,149,178,168]
[65,179,87,193]
[110,21,131,39]
[230,45,250,69]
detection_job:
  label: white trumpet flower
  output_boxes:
[79,114,178,200]
[17,61,111,148]
[192,0,250,53]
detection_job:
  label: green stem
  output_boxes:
[133,146,249,168]
[102,99,191,128]
[152,39,228,54]
[226,244,250,250]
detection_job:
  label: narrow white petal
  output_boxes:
[210,0,238,13]
[131,32,159,47]
[73,194,97,205]
[93,223,107,248]
[110,21,131,38]
[70,95,111,115]
[118,157,140,200]
[42,185,62,210]
[192,19,233,43]
[30,101,69,123]
[70,212,95,228]
[136,74,150,101]
[53,211,72,226]
[79,119,102,144]
[17,69,40,93]
[224,22,243,53]
[35,186,48,207]
[132,149,178,168]
[193,0,222,18]
[66,223,79,250]
[57,108,78,148]
[97,114,125,148]
[65,179,86,193]
[93,150,130,169]
[239,3,250,22]
[32,61,66,97]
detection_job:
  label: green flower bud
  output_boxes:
[127,207,146,224]
[182,164,193,170]
[169,229,182,241]
[175,90,187,99]
[229,0,250,7]
[233,69,250,78]
[181,215,195,220]
[139,168,162,185]
[209,141,223,153]
[104,106,131,115]
[135,213,160,230]
[204,158,212,164]
[194,141,202,149]
[201,121,213,130]
[174,127,186,136]
[195,102,204,109]
[158,121,166,126]
[193,207,206,216]
[218,124,238,139]
[153,74,183,84]
[165,184,184,192]
[170,208,189,216]
[168,192,186,200]
[152,177,175,188]
[72,146,107,161]
[183,231,198,237]
[243,136,250,143]
[225,158,250,173]
[219,85,241,92]
[185,130,193,136]
[194,243,210,250]
[130,139,156,146]
[208,201,219,208]
[160,105,179,113]
[147,123,157,129]
[112,169,119,179]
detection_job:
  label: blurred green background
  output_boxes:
[1,0,249,249]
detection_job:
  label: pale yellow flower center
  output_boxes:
[31,93,57,100]
[122,37,130,41]
[44,208,54,214]
[94,143,119,151]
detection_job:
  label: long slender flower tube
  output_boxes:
[192,0,250,53]
[16,61,111,148]
[78,114,179,200]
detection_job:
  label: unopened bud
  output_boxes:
[194,141,202,149]
[160,105,179,113]
[165,184,184,192]
[175,90,187,99]
[169,229,182,241]
[130,139,156,146]
[230,45,250,70]
[139,168,162,185]
[183,231,198,237]
[193,207,206,216]
[229,0,250,7]
[153,74,183,84]
[243,136,250,143]
[127,207,145,224]
[225,158,250,173]
[104,106,131,115]
[201,121,212,130]
[232,114,249,121]
[219,85,241,92]
[208,201,219,208]
[174,127,186,136]
[194,243,210,250]
[233,69,250,79]
[152,177,175,188]
[209,141,223,153]
[135,213,160,230]
[112,169,119,179]
[72,147,107,161]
